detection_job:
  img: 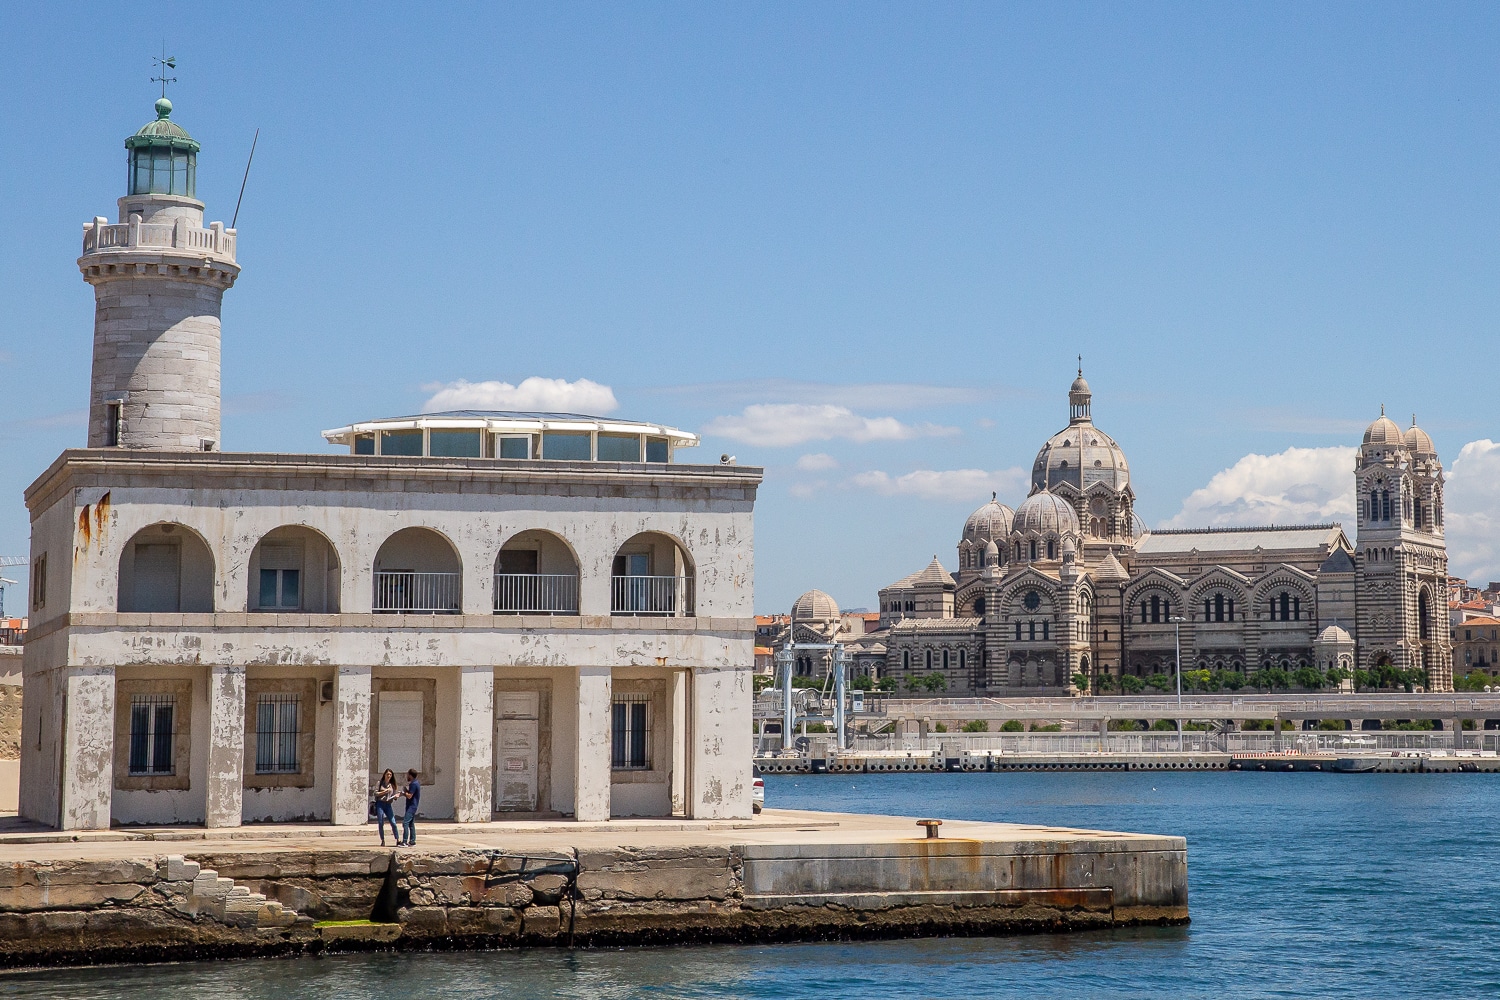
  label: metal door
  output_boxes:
[494,691,540,811]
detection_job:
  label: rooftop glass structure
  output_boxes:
[321,410,699,463]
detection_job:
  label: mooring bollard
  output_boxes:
[917,819,943,839]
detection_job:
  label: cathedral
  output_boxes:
[802,372,1453,694]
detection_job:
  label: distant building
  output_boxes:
[822,374,1454,695]
[1453,616,1500,679]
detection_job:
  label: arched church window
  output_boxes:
[924,649,932,670]
[1043,621,1050,640]
[1293,596,1301,621]
[1028,621,1036,641]
[1014,541,1022,562]
[942,649,950,670]
[1419,590,1431,640]
[1140,601,1148,624]
[1029,540,1038,561]
[1015,621,1022,641]
[959,649,966,671]
[1046,540,1056,560]
[902,650,910,670]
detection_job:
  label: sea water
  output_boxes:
[6,772,1499,998]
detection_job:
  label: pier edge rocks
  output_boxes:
[0,835,1188,968]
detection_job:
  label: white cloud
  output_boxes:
[1445,440,1500,585]
[703,404,957,448]
[421,377,618,414]
[850,467,1028,502]
[1164,446,1357,528]
[796,452,839,472]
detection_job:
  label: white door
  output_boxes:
[378,691,424,815]
[494,691,540,811]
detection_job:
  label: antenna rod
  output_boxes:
[231,128,259,230]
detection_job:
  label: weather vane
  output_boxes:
[151,44,177,99]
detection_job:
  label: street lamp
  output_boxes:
[1170,615,1187,751]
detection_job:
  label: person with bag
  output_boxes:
[400,769,421,846]
[373,768,400,846]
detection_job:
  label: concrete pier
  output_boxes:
[0,809,1187,967]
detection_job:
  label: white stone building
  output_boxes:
[20,99,760,831]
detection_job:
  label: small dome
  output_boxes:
[125,98,200,153]
[1316,624,1353,644]
[983,539,1000,565]
[791,589,840,622]
[1070,374,1091,396]
[1404,421,1437,458]
[1363,411,1404,447]
[962,496,1015,544]
[1013,491,1081,537]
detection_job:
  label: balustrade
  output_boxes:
[81,218,236,262]
[611,575,695,617]
[493,573,579,614]
[373,571,461,614]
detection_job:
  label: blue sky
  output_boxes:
[3,3,1499,615]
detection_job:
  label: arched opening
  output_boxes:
[249,526,341,613]
[118,523,214,613]
[611,531,695,616]
[494,529,580,614]
[373,527,461,614]
[1418,588,1432,640]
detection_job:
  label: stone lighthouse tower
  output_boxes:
[77,97,239,451]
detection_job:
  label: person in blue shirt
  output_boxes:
[400,769,421,846]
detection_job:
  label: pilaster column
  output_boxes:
[574,666,613,822]
[330,665,372,826]
[453,665,494,822]
[688,664,753,820]
[204,664,245,828]
[59,666,115,831]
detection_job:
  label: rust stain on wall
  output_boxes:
[73,492,111,566]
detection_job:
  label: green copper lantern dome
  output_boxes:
[124,98,198,197]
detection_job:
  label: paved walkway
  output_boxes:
[0,809,1173,864]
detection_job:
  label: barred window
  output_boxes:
[611,694,650,770]
[128,694,175,775]
[255,694,301,773]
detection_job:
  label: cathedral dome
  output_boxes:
[1032,425,1129,494]
[791,589,840,623]
[1362,411,1404,447]
[1013,491,1081,537]
[1032,370,1129,494]
[1404,421,1437,459]
[962,496,1015,544]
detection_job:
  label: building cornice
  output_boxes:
[25,448,764,513]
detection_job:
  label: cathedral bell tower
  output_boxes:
[1353,408,1452,690]
[78,97,239,451]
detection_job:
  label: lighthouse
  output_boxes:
[78,97,239,451]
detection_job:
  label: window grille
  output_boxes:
[128,694,176,775]
[255,693,301,773]
[611,694,650,770]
